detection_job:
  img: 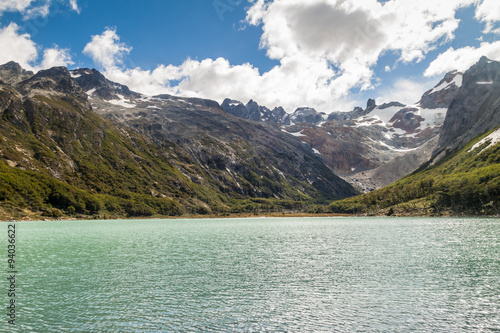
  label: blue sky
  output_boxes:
[0,0,499,112]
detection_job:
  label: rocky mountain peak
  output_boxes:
[246,99,267,121]
[461,56,500,88]
[434,56,500,158]
[18,66,87,100]
[221,98,288,125]
[290,107,326,125]
[366,98,376,111]
[0,61,28,74]
[420,70,463,109]
[70,68,140,100]
[0,61,34,85]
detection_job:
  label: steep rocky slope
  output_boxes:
[0,62,357,219]
[329,57,500,215]
[328,126,500,216]
[433,56,500,161]
[222,72,462,192]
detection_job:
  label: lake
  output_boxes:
[2,217,499,332]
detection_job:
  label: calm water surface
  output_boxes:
[2,217,499,332]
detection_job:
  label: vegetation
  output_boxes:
[329,127,500,216]
[0,92,336,220]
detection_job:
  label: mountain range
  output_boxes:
[0,56,499,219]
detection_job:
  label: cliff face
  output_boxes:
[434,56,500,160]
[75,68,357,200]
[328,57,500,215]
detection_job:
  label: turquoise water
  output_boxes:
[2,217,500,332]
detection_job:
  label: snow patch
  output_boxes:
[70,73,81,79]
[285,130,306,137]
[178,99,193,106]
[468,128,500,154]
[377,140,418,152]
[419,107,447,128]
[86,88,96,96]
[429,74,463,94]
[312,148,321,154]
[477,81,494,85]
[453,74,463,88]
[146,105,161,110]
[357,105,402,126]
[108,94,136,109]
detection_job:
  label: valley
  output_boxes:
[1,56,499,220]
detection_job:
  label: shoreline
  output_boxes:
[2,211,499,222]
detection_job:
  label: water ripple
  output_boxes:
[3,217,499,332]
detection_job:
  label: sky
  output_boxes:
[0,0,499,113]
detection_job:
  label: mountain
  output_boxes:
[0,63,357,220]
[221,99,289,124]
[432,56,500,160]
[221,99,328,126]
[280,77,460,191]
[328,126,500,216]
[220,72,462,192]
[328,57,500,216]
[0,61,33,85]
[1,56,498,219]
[74,68,356,199]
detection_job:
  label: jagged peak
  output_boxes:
[31,66,71,79]
[222,98,244,106]
[366,98,376,109]
[294,107,318,114]
[0,61,34,85]
[478,55,494,64]
[0,61,26,73]
[378,101,405,110]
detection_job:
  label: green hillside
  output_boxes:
[0,70,353,220]
[329,127,500,216]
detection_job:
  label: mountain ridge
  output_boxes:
[0,61,357,220]
[1,56,499,219]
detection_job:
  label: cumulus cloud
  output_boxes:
[0,0,81,18]
[41,47,74,69]
[424,41,500,76]
[475,0,500,34]
[83,28,132,69]
[82,0,500,112]
[0,23,38,70]
[0,22,73,71]
[0,0,35,15]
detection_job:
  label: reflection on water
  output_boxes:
[4,217,500,332]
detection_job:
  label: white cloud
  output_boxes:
[0,22,73,71]
[0,23,38,70]
[0,0,35,15]
[424,41,500,77]
[83,28,132,69]
[475,0,500,33]
[82,0,499,113]
[69,0,80,14]
[0,0,81,18]
[41,47,74,69]
[23,2,51,19]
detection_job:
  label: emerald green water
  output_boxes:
[2,217,499,332]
